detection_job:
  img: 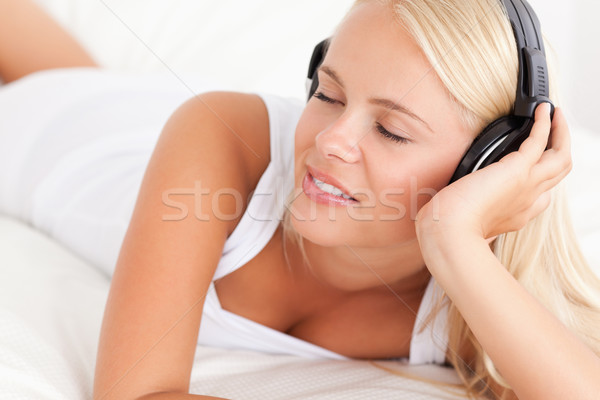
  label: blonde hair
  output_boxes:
[283,1,600,399]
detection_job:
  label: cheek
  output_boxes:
[381,153,453,188]
[294,110,317,162]
[373,146,467,212]
[412,136,473,189]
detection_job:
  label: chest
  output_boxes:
[213,230,424,359]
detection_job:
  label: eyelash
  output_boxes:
[313,91,337,104]
[313,91,409,144]
[375,123,409,144]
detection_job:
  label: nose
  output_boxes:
[315,116,363,163]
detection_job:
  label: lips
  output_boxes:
[302,165,358,206]
[306,165,355,199]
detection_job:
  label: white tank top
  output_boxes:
[198,93,450,365]
[0,68,448,364]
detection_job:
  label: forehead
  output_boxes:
[333,3,431,75]
[323,1,459,136]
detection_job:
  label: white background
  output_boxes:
[528,0,600,134]
[30,0,600,134]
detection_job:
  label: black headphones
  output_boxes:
[305,0,554,183]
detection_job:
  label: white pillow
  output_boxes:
[33,0,355,100]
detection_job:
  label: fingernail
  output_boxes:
[540,102,551,115]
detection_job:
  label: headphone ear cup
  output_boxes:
[307,71,320,102]
[306,39,330,102]
[449,116,533,183]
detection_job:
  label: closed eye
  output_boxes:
[376,123,409,144]
[314,91,409,144]
[313,91,339,104]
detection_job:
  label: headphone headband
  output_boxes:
[501,0,551,118]
[503,0,544,51]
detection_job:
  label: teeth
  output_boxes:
[312,176,354,200]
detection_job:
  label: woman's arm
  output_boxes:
[416,104,600,399]
[0,0,97,83]
[417,227,600,400]
[93,91,270,400]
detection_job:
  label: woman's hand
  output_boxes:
[416,102,572,242]
[411,104,600,400]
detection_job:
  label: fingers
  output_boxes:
[517,102,553,165]
[529,190,552,221]
[532,107,573,191]
[541,107,571,155]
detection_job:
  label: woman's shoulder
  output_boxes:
[175,90,273,195]
[175,90,304,197]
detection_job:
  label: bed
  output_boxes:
[1,1,599,399]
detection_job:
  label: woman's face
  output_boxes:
[290,1,474,249]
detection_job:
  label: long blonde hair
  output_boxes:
[283,1,600,398]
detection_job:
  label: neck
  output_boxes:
[284,232,431,295]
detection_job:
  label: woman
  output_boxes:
[1,0,599,399]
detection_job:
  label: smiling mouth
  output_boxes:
[310,174,356,200]
[302,172,359,206]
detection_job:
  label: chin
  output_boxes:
[287,189,420,246]
[289,212,355,247]
[289,209,408,249]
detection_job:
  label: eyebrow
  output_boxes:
[318,65,434,134]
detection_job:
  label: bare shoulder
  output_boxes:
[173,91,272,200]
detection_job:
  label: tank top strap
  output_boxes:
[212,93,304,281]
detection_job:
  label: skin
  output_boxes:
[289,1,474,292]
[0,0,97,83]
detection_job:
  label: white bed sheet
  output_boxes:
[0,215,467,400]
